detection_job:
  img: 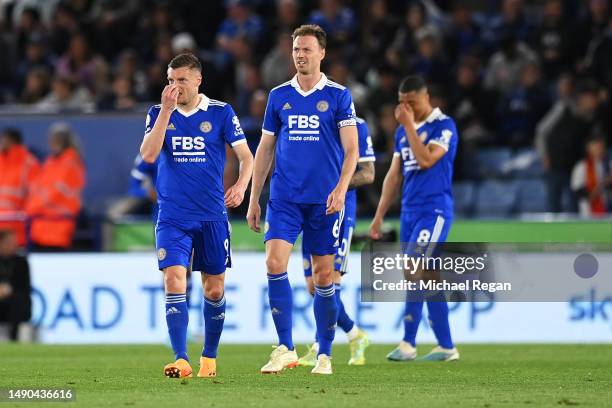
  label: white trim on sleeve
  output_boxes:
[428,140,449,151]
[262,129,275,136]
[358,157,376,162]
[231,139,247,147]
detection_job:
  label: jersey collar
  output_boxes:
[176,94,209,117]
[414,107,442,129]
[290,73,327,97]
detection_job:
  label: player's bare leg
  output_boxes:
[261,239,298,373]
[198,273,225,377]
[163,265,193,378]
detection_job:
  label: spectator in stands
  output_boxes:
[14,7,46,59]
[328,59,367,114]
[216,0,264,67]
[366,64,399,117]
[0,128,40,247]
[483,0,535,51]
[26,123,86,250]
[387,2,433,70]
[409,26,449,90]
[0,229,31,342]
[55,32,108,96]
[96,74,137,111]
[35,74,93,112]
[88,0,139,60]
[362,0,399,64]
[496,61,550,147]
[536,79,602,212]
[530,0,571,79]
[484,31,538,94]
[113,49,148,101]
[308,0,357,49]
[449,57,496,145]
[261,31,294,90]
[19,67,51,104]
[574,0,610,68]
[272,0,302,35]
[571,134,612,216]
[14,34,54,93]
[48,3,80,57]
[443,1,480,62]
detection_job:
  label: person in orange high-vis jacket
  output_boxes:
[0,128,41,247]
[26,124,85,249]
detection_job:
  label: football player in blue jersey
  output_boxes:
[247,25,359,375]
[370,75,460,362]
[140,53,253,378]
[298,116,375,367]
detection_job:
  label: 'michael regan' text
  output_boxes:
[372,279,511,293]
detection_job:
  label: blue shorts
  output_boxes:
[303,192,356,276]
[264,198,343,256]
[400,211,452,258]
[155,218,231,275]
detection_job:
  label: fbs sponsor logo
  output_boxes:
[167,123,176,130]
[166,306,180,315]
[282,102,292,110]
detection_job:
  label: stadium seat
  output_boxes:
[476,148,513,178]
[453,181,476,217]
[474,180,519,217]
[516,179,548,213]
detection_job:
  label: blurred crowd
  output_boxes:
[1,0,612,243]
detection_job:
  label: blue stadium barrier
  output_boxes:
[453,181,476,217]
[516,178,548,213]
[476,147,513,178]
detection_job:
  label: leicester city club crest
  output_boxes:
[157,248,166,261]
[316,100,329,112]
[200,121,212,133]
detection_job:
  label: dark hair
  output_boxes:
[292,24,327,49]
[168,53,202,72]
[399,75,427,93]
[1,128,23,144]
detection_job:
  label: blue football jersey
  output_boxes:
[262,73,356,204]
[145,94,246,221]
[394,108,458,215]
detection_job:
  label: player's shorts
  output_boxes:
[155,218,231,275]
[303,192,356,277]
[264,198,343,256]
[400,211,452,258]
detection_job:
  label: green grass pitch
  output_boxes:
[1,344,611,407]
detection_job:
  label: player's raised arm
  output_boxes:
[395,103,446,170]
[326,124,358,215]
[140,85,178,163]
[225,142,253,208]
[246,133,276,232]
[370,155,402,240]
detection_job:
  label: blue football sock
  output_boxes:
[267,272,294,350]
[402,295,424,347]
[165,293,189,361]
[335,284,354,333]
[426,292,454,349]
[314,284,338,356]
[202,295,226,358]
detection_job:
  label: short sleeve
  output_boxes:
[144,106,160,135]
[428,120,457,152]
[335,89,357,128]
[357,120,375,162]
[393,126,403,157]
[223,104,247,147]
[262,92,280,136]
